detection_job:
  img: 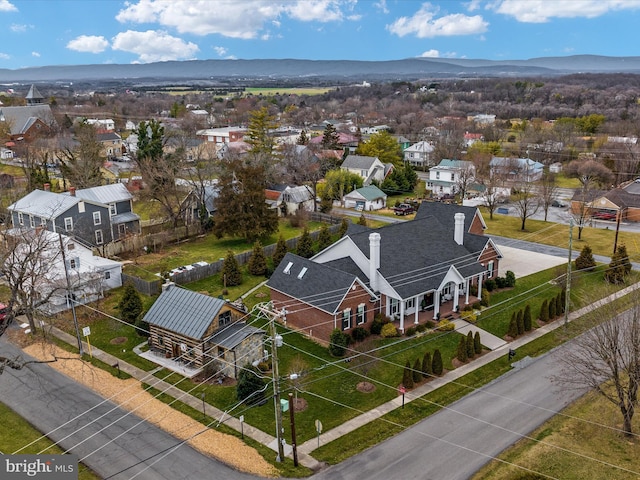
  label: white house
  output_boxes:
[426,159,475,198]
[341,155,388,185]
[490,157,544,182]
[343,185,387,211]
[403,141,435,168]
[86,118,115,131]
[277,185,315,216]
[196,126,246,144]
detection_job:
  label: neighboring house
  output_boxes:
[341,155,387,185]
[490,156,544,182]
[403,141,435,168]
[8,183,140,247]
[4,229,122,314]
[309,131,359,155]
[277,185,315,216]
[96,131,123,159]
[469,114,496,125]
[426,159,475,198]
[86,118,115,131]
[0,147,14,159]
[343,185,387,211]
[360,125,390,135]
[144,285,265,378]
[464,132,484,147]
[393,135,411,151]
[268,202,501,342]
[0,85,57,142]
[183,184,219,224]
[196,126,246,144]
[549,162,563,174]
[577,180,640,222]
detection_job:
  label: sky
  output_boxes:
[2,0,640,68]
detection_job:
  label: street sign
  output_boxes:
[82,326,91,337]
[399,386,406,395]
[315,419,323,433]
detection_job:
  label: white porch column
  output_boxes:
[399,300,405,333]
[465,278,470,305]
[433,291,440,320]
[453,283,460,311]
[477,274,483,299]
[414,295,420,324]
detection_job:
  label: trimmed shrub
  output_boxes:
[480,290,490,307]
[236,365,265,405]
[416,323,427,333]
[351,326,369,342]
[556,293,563,315]
[436,319,455,331]
[484,279,496,292]
[575,244,596,271]
[413,358,422,383]
[495,276,506,289]
[504,270,516,288]
[548,296,556,319]
[432,349,443,376]
[474,331,482,354]
[405,326,418,337]
[469,284,478,296]
[540,299,549,322]
[457,336,468,363]
[508,314,518,338]
[380,323,399,338]
[460,310,477,323]
[466,331,475,359]
[329,328,350,357]
[370,314,389,335]
[247,240,267,276]
[516,309,524,335]
[422,351,432,378]
[560,289,567,312]
[523,304,532,332]
[403,360,414,389]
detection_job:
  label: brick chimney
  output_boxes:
[369,232,381,292]
[454,213,465,245]
[69,186,76,197]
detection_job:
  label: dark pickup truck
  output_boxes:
[392,203,416,215]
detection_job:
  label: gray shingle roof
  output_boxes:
[267,252,359,314]
[8,189,79,218]
[0,105,55,135]
[341,155,379,170]
[144,286,226,340]
[415,202,484,232]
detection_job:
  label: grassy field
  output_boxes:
[0,402,100,480]
[245,87,333,96]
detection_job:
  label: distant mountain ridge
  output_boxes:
[1,55,639,83]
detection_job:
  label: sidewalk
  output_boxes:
[38,281,640,470]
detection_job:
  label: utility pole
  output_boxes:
[288,392,299,467]
[270,311,285,462]
[564,219,573,328]
[58,233,83,356]
[613,207,622,255]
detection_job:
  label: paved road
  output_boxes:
[312,344,586,480]
[0,338,256,480]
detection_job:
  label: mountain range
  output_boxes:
[1,55,640,84]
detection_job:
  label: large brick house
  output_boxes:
[267,202,502,343]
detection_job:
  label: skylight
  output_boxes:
[283,262,293,274]
[297,267,308,279]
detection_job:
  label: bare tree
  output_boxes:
[538,172,560,221]
[58,122,104,189]
[553,290,640,436]
[455,162,476,202]
[472,153,503,220]
[512,181,540,230]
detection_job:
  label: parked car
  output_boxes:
[392,203,415,216]
[551,200,566,207]
[592,211,617,221]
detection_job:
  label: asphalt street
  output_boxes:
[0,338,256,480]
[312,344,588,480]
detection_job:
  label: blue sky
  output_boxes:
[2,0,640,68]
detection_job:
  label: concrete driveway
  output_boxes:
[497,244,567,278]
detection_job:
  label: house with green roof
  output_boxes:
[343,185,387,211]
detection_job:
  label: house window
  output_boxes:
[93,211,101,225]
[217,346,225,357]
[95,230,103,245]
[405,298,415,310]
[17,212,23,226]
[356,304,366,325]
[451,173,455,181]
[69,258,77,269]
[436,171,440,179]
[487,260,495,278]
[361,169,368,177]
[105,271,111,280]
[110,204,117,216]
[29,216,35,228]
[342,308,352,330]
[64,217,73,231]
[158,336,164,346]
[218,310,232,327]
[40,217,47,226]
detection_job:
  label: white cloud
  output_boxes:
[116,0,355,39]
[493,0,640,23]
[0,0,17,12]
[213,46,227,56]
[31,51,40,57]
[374,0,389,14]
[420,49,440,57]
[388,4,489,38]
[111,30,199,63]
[0,52,10,60]
[67,35,110,53]
[10,23,30,33]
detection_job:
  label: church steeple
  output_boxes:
[25,84,44,105]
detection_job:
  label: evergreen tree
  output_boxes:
[296,227,314,258]
[619,244,632,274]
[297,129,308,145]
[432,349,444,375]
[317,223,333,250]
[412,358,422,384]
[508,316,518,338]
[246,106,277,157]
[457,336,468,363]
[523,304,532,331]
[213,159,278,242]
[329,328,349,357]
[358,214,368,226]
[403,360,414,389]
[575,244,596,271]
[516,309,524,335]
[556,292,564,315]
[560,289,567,313]
[474,331,482,355]
[504,270,516,288]
[236,365,265,405]
[540,299,549,322]
[118,283,144,334]
[272,235,288,268]
[422,351,432,378]
[338,217,349,237]
[548,296,557,318]
[466,331,475,359]
[247,241,267,276]
[321,123,340,149]
[222,250,242,287]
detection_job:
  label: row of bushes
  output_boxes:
[507,290,566,339]
[402,349,445,389]
[456,331,482,363]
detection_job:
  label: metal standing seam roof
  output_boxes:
[7,189,79,218]
[111,211,140,224]
[346,185,387,201]
[208,322,265,349]
[143,286,227,340]
[64,183,132,204]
